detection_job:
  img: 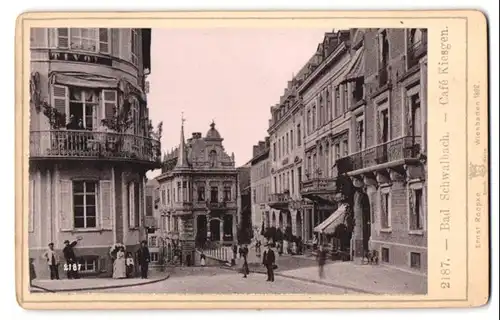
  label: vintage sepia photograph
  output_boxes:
[26,25,430,296]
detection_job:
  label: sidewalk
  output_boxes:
[31,272,170,293]
[228,253,427,294]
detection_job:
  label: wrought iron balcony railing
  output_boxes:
[30,130,161,165]
[336,136,422,173]
[300,177,337,195]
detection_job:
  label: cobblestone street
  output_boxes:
[99,267,354,294]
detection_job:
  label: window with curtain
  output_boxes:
[56,28,111,54]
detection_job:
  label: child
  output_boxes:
[125,252,135,278]
[200,252,206,267]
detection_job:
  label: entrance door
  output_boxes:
[210,219,221,242]
[196,215,207,247]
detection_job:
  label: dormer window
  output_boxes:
[209,150,217,167]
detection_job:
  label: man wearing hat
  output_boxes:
[262,242,276,282]
[63,238,81,279]
[136,240,151,279]
[43,242,60,280]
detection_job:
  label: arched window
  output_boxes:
[209,150,217,167]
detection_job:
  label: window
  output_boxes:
[160,189,165,205]
[291,169,295,194]
[223,186,232,201]
[353,78,364,103]
[150,252,159,263]
[128,182,140,228]
[131,29,140,66]
[167,189,170,204]
[182,181,188,202]
[131,98,141,135]
[410,252,421,269]
[286,132,289,154]
[149,236,158,247]
[210,186,218,203]
[198,186,205,201]
[278,139,281,159]
[378,30,390,86]
[272,143,276,161]
[209,150,217,167]
[410,188,424,230]
[409,93,422,137]
[380,191,391,229]
[326,87,332,120]
[173,216,179,232]
[319,94,324,126]
[378,108,390,143]
[73,181,97,229]
[69,88,99,130]
[334,143,340,161]
[307,109,311,134]
[177,182,181,202]
[57,28,110,54]
[77,256,98,273]
[273,177,277,193]
[252,188,256,203]
[334,86,341,117]
[343,84,349,113]
[356,118,365,151]
[312,105,316,130]
[290,130,294,150]
[342,140,349,157]
[381,248,389,263]
[297,167,302,185]
[101,90,118,124]
[297,124,301,146]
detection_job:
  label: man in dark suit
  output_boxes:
[262,243,276,282]
[63,239,80,279]
[136,240,151,279]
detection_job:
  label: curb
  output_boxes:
[220,266,375,294]
[33,274,170,293]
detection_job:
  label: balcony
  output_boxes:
[30,130,161,168]
[172,202,193,214]
[337,136,422,174]
[268,193,290,210]
[207,201,228,211]
[300,177,338,204]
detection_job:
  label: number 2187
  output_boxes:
[64,263,82,271]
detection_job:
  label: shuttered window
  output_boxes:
[51,85,69,121]
[128,182,140,228]
[99,181,112,230]
[130,29,140,66]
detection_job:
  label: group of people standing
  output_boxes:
[112,240,151,279]
[38,238,152,281]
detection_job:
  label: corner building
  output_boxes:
[156,122,238,265]
[337,28,428,273]
[28,28,161,278]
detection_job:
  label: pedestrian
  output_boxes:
[200,251,206,267]
[63,238,81,279]
[262,243,276,282]
[136,240,151,279]
[42,242,60,280]
[238,246,243,259]
[242,248,249,278]
[112,246,127,279]
[276,242,282,256]
[317,245,327,279]
[232,243,237,258]
[255,240,261,258]
[125,252,135,278]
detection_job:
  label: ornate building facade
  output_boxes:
[156,121,238,265]
[336,28,428,273]
[28,28,162,278]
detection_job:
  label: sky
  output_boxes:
[146,27,330,178]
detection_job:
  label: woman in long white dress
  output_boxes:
[113,247,127,279]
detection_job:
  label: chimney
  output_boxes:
[252,145,260,157]
[258,141,265,149]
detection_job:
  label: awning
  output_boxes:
[50,72,119,89]
[313,204,347,234]
[342,47,364,83]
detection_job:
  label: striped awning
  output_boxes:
[50,72,119,89]
[313,204,347,234]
